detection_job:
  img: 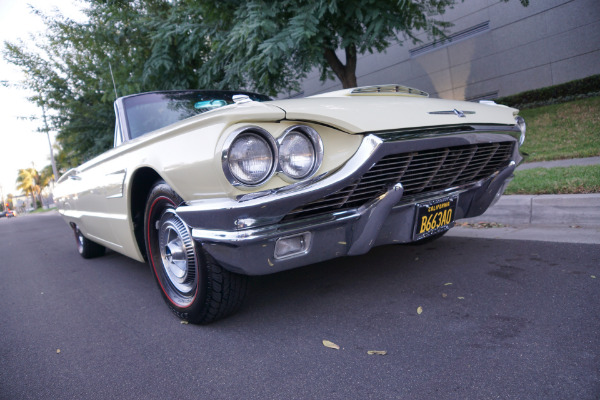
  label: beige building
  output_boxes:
[294,0,600,100]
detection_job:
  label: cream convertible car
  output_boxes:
[55,85,526,323]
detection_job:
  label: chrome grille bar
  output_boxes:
[283,141,514,221]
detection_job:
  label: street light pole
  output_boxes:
[41,100,59,182]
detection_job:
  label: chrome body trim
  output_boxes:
[347,183,404,255]
[176,124,523,276]
[232,94,252,104]
[373,124,521,142]
[428,109,476,117]
[105,169,127,199]
[350,85,429,97]
[179,134,382,230]
[515,116,526,146]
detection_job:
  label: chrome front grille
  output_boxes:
[283,141,514,221]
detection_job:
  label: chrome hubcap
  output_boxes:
[77,231,84,253]
[158,210,196,295]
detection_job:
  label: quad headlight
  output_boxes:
[223,125,323,187]
[224,128,276,186]
[278,126,322,180]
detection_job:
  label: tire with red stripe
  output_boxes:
[144,181,246,324]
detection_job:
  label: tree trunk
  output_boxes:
[36,188,43,209]
[29,191,36,210]
[324,45,358,88]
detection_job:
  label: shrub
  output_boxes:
[496,74,600,109]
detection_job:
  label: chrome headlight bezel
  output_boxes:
[222,125,324,188]
[277,125,324,181]
[222,127,278,187]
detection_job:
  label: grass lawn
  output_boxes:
[505,165,600,195]
[518,96,600,162]
[504,96,600,194]
[29,207,57,214]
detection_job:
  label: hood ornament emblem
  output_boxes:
[453,109,466,118]
[429,109,475,118]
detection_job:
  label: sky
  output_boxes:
[0,0,85,198]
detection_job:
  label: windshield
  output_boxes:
[122,90,271,139]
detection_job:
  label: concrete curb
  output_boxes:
[448,157,600,243]
[460,193,600,227]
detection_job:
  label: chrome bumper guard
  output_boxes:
[177,128,521,275]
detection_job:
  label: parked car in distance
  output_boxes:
[1,209,16,218]
[54,85,526,324]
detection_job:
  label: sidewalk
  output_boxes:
[515,156,600,170]
[448,157,600,244]
[459,193,600,227]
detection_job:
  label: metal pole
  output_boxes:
[41,101,59,182]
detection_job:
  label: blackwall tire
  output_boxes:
[144,181,246,324]
[74,228,106,259]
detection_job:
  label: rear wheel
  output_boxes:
[73,227,106,259]
[144,181,246,324]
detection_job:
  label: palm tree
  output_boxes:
[16,168,42,210]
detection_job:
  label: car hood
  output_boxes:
[268,94,518,133]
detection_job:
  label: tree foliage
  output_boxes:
[4,0,528,168]
[147,0,457,96]
[3,0,203,169]
[149,0,527,96]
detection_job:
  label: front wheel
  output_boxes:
[144,181,246,324]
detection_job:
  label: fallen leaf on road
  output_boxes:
[180,320,189,325]
[367,350,387,355]
[417,306,423,315]
[56,349,61,354]
[592,275,596,279]
[323,340,340,350]
[458,297,465,300]
[442,293,448,298]
[444,283,453,286]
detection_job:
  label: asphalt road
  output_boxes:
[1,212,599,400]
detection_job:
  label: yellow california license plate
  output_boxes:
[413,196,457,241]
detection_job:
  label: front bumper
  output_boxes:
[177,127,522,275]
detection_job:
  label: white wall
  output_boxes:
[293,0,600,100]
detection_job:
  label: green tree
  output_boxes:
[40,165,55,189]
[147,0,527,96]
[4,0,529,166]
[147,0,456,96]
[3,0,193,168]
